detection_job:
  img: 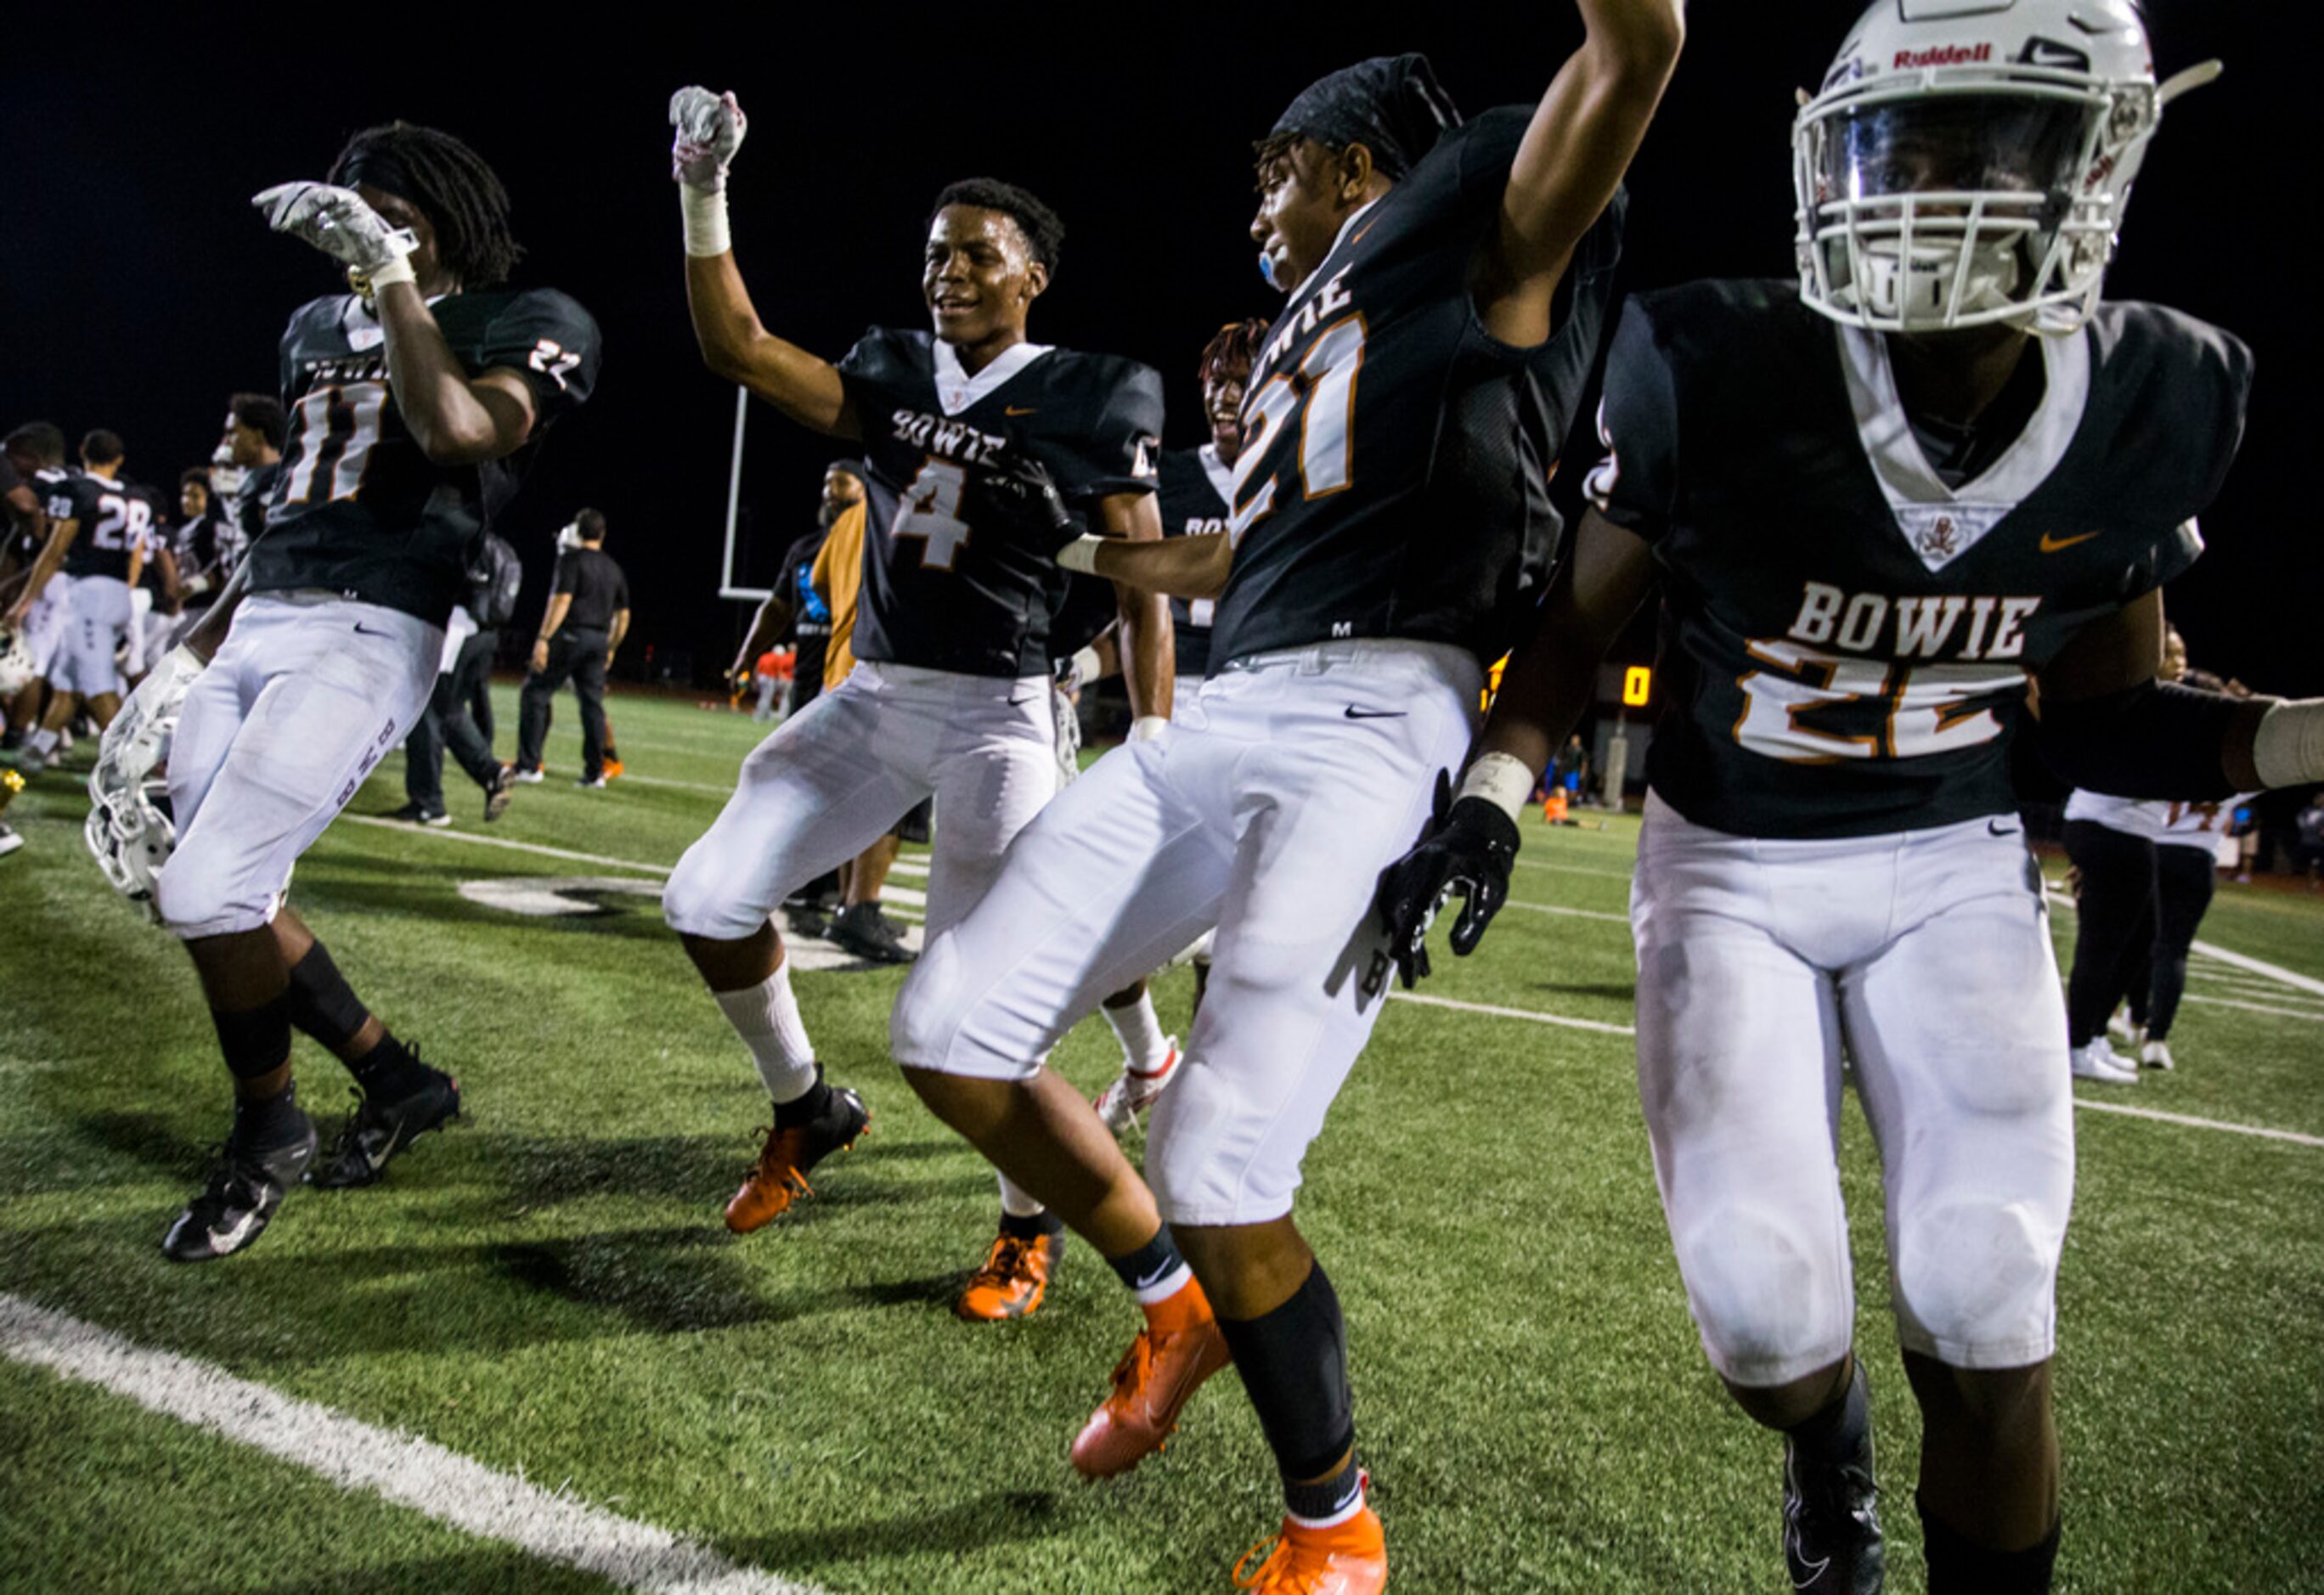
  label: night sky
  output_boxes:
[2,3,2306,694]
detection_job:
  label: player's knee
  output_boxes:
[888,935,968,1070]
[1672,1202,1851,1384]
[1893,1197,2061,1363]
[153,847,265,938]
[662,841,753,938]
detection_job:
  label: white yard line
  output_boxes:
[1387,989,1637,1037]
[2070,1100,2324,1149]
[612,774,740,796]
[1511,859,1636,882]
[0,1293,821,1595]
[2186,940,2324,1000]
[2178,994,2324,1024]
[341,816,670,877]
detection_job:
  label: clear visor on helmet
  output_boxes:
[1815,92,2097,207]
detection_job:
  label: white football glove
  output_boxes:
[251,182,418,290]
[668,87,747,192]
[94,644,205,801]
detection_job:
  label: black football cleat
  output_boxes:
[483,764,516,823]
[309,1069,463,1189]
[1783,1386,1885,1592]
[162,1120,319,1262]
[827,903,917,965]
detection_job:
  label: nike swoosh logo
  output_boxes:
[207,1212,259,1253]
[353,623,392,637]
[1344,707,1407,720]
[2039,530,2101,553]
[364,1122,409,1173]
[1005,405,1038,416]
[1989,820,2020,837]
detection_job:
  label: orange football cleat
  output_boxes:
[1233,1491,1387,1594]
[602,757,626,781]
[955,1228,1064,1321]
[1070,1289,1232,1478]
[722,1086,869,1234]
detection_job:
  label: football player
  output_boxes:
[0,426,55,747]
[89,121,600,1261]
[1376,5,2319,1590]
[888,14,1671,1587]
[4,431,155,770]
[659,91,1175,1322]
[0,424,70,751]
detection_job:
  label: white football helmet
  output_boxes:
[1794,0,2220,333]
[0,626,34,696]
[86,769,176,922]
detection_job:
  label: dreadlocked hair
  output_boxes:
[928,178,1065,273]
[329,122,522,287]
[1199,318,1269,386]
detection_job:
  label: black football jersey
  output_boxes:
[250,289,601,624]
[1209,107,1622,668]
[1158,443,1233,677]
[1590,279,2252,839]
[836,328,1163,678]
[50,471,155,582]
[228,459,279,573]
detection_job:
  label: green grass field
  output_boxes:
[3,686,2320,1592]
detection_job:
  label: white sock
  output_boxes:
[997,1173,1046,1219]
[28,727,59,756]
[713,961,818,1104]
[1103,992,1171,1075]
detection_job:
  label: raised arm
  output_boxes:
[1475,0,1685,347]
[669,88,858,438]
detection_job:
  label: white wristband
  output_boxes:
[1457,751,1537,823]
[1129,715,1170,744]
[1055,536,1104,575]
[2252,699,2324,789]
[680,183,731,257]
[1069,645,1103,688]
[367,252,416,291]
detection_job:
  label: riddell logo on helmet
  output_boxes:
[1895,44,1994,69]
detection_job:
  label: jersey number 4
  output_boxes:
[1734,638,2025,763]
[1228,316,1365,541]
[891,458,970,569]
[284,382,387,506]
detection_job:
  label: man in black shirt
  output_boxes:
[512,508,628,786]
[398,529,522,823]
[85,121,598,1264]
[727,460,859,714]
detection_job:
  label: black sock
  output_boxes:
[348,1029,432,1101]
[232,1081,305,1149]
[283,940,372,1051]
[1215,1261,1358,1512]
[999,1207,1064,1242]
[772,1068,832,1130]
[1919,1495,2060,1594]
[1104,1229,1186,1295]
[1785,1358,1870,1466]
[1283,1453,1364,1527]
[211,992,292,1081]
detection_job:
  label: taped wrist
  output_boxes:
[1129,715,1169,743]
[366,252,415,290]
[210,993,292,1080]
[2253,699,2324,789]
[680,183,731,257]
[1457,751,1537,823]
[1055,536,1104,575]
[2036,679,2259,801]
[284,940,372,1051]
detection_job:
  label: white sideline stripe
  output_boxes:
[1512,859,1635,882]
[2046,888,2324,1000]
[1388,989,1637,1036]
[341,816,670,877]
[616,773,739,796]
[2180,994,2324,1024]
[1503,899,1631,926]
[2072,1100,2324,1149]
[0,1293,821,1595]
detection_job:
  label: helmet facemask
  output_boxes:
[1791,18,2213,337]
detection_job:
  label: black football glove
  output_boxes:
[1374,769,1522,989]
[972,448,1080,556]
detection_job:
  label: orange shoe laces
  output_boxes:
[747,1126,813,1198]
[969,1234,1035,1293]
[1104,1327,1156,1401]
[1231,1535,1328,1592]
